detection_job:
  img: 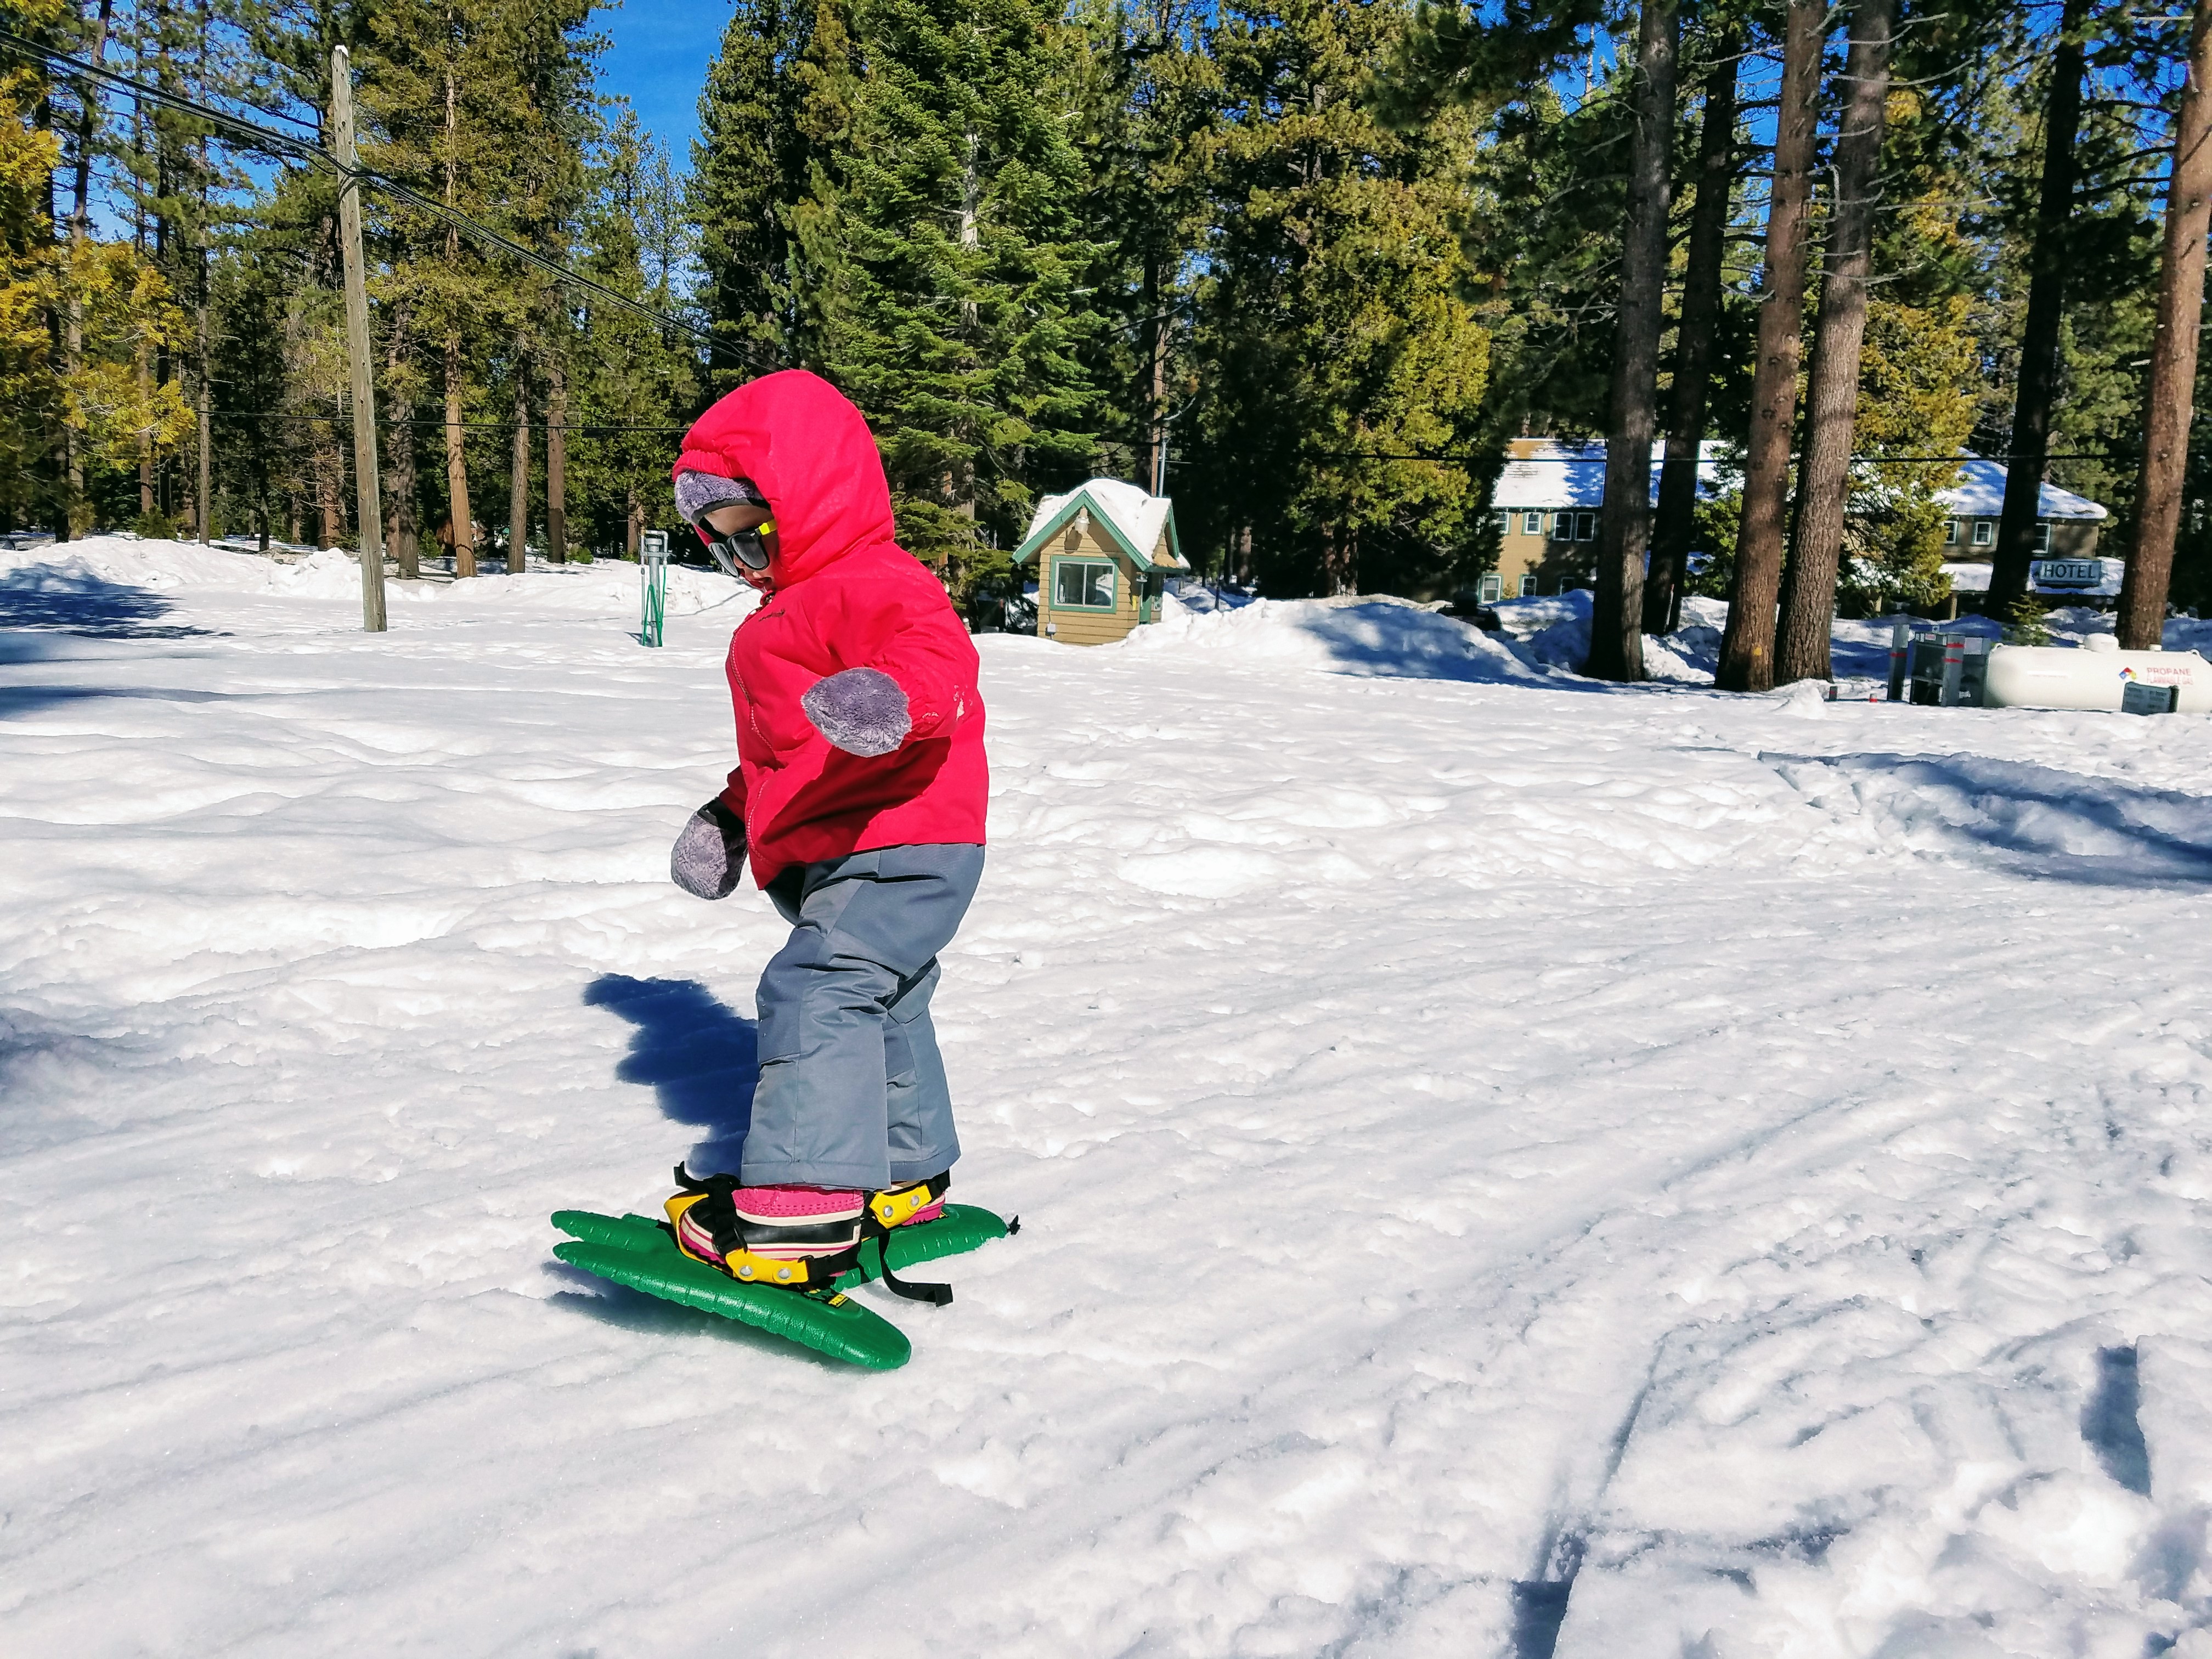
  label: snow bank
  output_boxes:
[0,534,755,620]
[1123,590,1554,682]
[1486,588,1726,683]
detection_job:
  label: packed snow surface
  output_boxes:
[9,539,2212,1657]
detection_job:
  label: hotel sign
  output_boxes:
[2032,558,2102,588]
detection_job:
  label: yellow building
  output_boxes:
[1014,479,1188,646]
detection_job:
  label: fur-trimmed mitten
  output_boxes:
[670,797,747,899]
[800,667,911,757]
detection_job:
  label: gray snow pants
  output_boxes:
[741,843,984,1192]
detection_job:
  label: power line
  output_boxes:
[215,409,692,434]
[0,30,759,371]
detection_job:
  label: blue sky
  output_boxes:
[595,0,731,165]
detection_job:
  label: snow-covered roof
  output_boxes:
[1491,441,2109,521]
[1491,439,1724,511]
[1015,478,1185,572]
[1943,458,2107,520]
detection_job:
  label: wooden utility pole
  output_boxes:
[2118,0,2212,648]
[1717,0,1824,692]
[330,46,387,633]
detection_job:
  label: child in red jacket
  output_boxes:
[661,370,988,1297]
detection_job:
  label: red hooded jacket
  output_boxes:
[672,371,986,886]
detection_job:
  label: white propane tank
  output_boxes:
[1983,635,2212,712]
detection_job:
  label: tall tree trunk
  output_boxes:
[137,335,154,516]
[387,412,419,578]
[546,348,566,565]
[1142,251,1167,493]
[626,488,642,560]
[1775,0,1897,685]
[318,453,342,548]
[1988,0,2092,620]
[1322,523,1356,595]
[62,0,114,540]
[1717,0,1824,692]
[441,60,473,577]
[444,336,473,576]
[2118,1,2212,648]
[1645,25,1740,636]
[383,303,419,578]
[1588,0,1680,681]
[508,362,529,575]
[195,285,211,540]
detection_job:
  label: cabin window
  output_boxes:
[1521,511,1543,535]
[1943,520,1959,545]
[1478,573,1503,603]
[1576,512,1597,541]
[1053,557,1117,609]
[1972,521,1994,547]
[2035,521,2051,549]
[1519,573,1537,597]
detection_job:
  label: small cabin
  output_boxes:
[1014,479,1187,646]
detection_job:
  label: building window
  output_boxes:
[1519,573,1537,597]
[1052,558,1116,609]
[1971,521,1994,547]
[2035,521,2051,550]
[1478,573,1503,603]
[1521,511,1543,536]
[1492,510,1510,535]
[1577,512,1597,541]
[1943,520,1959,545]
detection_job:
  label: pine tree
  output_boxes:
[574,117,701,557]
[783,0,1112,575]
[691,0,817,375]
[1192,0,1492,597]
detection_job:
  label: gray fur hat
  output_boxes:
[674,470,768,523]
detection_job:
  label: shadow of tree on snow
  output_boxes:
[1764,750,2212,888]
[0,567,215,638]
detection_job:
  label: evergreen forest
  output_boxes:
[5,0,2212,679]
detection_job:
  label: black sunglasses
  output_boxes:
[691,513,776,577]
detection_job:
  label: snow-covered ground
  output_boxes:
[9,540,2212,1658]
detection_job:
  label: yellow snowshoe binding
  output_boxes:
[664,1167,958,1304]
[871,1171,952,1230]
[665,1167,862,1293]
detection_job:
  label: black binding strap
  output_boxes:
[866,1212,953,1305]
[862,1178,955,1306]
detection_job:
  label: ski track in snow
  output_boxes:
[7,543,2212,1657]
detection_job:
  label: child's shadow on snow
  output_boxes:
[582,974,757,1172]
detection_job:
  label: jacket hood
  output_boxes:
[672,370,898,589]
